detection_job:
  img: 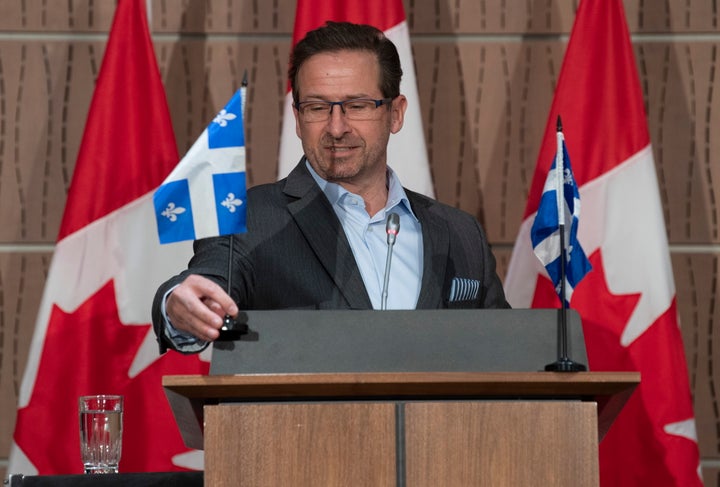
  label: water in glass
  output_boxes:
[79,395,123,474]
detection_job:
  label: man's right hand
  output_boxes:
[165,274,239,342]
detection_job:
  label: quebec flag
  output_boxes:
[154,88,247,244]
[530,130,591,306]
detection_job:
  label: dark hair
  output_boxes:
[288,21,403,105]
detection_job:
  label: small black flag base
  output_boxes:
[216,314,249,341]
[545,357,587,372]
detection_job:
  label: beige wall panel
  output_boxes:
[405,0,576,34]
[0,41,97,243]
[673,253,720,460]
[154,1,229,33]
[639,42,720,244]
[625,0,720,32]
[414,43,481,214]
[0,253,51,458]
[157,40,289,187]
[404,0,720,36]
[704,467,719,487]
[151,0,295,33]
[0,2,114,32]
[1,1,718,35]
[246,42,288,184]
[242,43,291,185]
[415,41,561,242]
[472,42,559,242]
[0,0,296,34]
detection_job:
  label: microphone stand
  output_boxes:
[544,116,586,372]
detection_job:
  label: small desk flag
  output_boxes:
[530,129,591,306]
[154,88,247,244]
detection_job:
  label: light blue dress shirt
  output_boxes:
[307,162,423,310]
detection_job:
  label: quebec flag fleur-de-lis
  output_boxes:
[221,193,244,213]
[213,109,237,127]
[161,202,186,222]
[154,87,247,244]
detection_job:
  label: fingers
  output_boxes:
[202,297,226,316]
[166,275,239,342]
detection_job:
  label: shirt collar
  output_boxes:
[305,160,417,221]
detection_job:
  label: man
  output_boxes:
[152,21,509,354]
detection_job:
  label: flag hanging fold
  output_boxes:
[154,88,247,244]
[278,0,434,197]
[505,0,703,485]
[9,0,207,475]
[530,127,591,306]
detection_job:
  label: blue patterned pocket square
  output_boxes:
[449,277,480,302]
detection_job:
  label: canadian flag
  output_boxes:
[278,0,434,198]
[505,0,703,485]
[9,0,208,474]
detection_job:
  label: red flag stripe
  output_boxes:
[523,0,650,220]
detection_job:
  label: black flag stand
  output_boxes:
[216,234,249,341]
[544,224,586,371]
[544,116,587,372]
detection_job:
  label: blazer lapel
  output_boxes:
[284,160,372,309]
[409,194,450,308]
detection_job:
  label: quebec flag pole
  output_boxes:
[530,116,591,372]
[153,78,249,339]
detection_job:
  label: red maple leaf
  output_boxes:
[14,280,208,474]
[534,249,701,486]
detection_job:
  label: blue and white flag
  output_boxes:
[154,89,247,244]
[530,130,591,305]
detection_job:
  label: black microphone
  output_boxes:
[380,212,400,310]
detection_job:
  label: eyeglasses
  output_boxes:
[295,97,394,122]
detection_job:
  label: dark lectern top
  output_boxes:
[210,309,587,375]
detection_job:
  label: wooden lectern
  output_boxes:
[163,310,639,486]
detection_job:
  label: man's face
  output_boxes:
[293,49,407,189]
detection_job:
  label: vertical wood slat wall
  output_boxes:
[0,1,718,484]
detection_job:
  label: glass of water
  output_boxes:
[78,395,123,474]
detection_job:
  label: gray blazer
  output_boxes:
[152,159,509,353]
